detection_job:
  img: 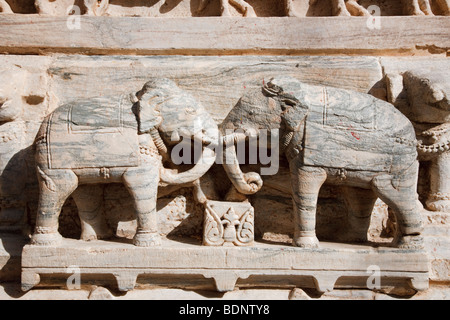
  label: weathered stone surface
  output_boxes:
[21,238,429,293]
[2,0,449,16]
[0,233,28,281]
[0,40,449,301]
[0,16,449,56]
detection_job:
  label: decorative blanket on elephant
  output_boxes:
[47,95,140,169]
[298,85,417,172]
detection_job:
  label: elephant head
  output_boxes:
[219,76,307,195]
[134,78,219,185]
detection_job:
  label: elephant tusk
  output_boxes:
[149,128,168,157]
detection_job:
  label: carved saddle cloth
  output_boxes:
[47,94,140,169]
[295,84,416,172]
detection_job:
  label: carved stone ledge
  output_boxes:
[21,238,429,293]
[0,16,449,56]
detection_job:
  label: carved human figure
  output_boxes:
[220,76,424,249]
[30,78,220,246]
[0,0,12,13]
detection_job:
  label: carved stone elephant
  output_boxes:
[400,70,450,212]
[31,78,219,246]
[220,76,424,249]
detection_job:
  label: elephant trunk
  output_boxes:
[159,147,216,185]
[222,132,263,195]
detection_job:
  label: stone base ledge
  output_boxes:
[0,16,449,56]
[21,238,429,293]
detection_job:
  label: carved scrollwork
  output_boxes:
[203,200,254,246]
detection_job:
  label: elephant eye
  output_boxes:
[249,110,254,115]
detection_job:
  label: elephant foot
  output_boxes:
[133,231,161,247]
[31,232,63,246]
[426,198,450,213]
[394,235,424,250]
[293,235,319,248]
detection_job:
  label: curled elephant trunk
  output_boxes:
[222,133,263,195]
[159,147,216,185]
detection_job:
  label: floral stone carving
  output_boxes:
[203,200,254,246]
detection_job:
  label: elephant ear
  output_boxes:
[136,99,162,134]
[265,76,309,132]
[280,98,308,132]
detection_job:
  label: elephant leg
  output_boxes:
[31,169,78,246]
[290,161,327,248]
[342,186,377,243]
[72,184,113,241]
[371,164,423,249]
[426,151,450,212]
[123,164,160,247]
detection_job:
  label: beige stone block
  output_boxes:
[0,16,449,56]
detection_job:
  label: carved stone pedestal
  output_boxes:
[21,238,429,293]
[203,200,254,246]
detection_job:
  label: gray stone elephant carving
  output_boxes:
[220,76,424,249]
[401,70,450,212]
[30,78,219,246]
